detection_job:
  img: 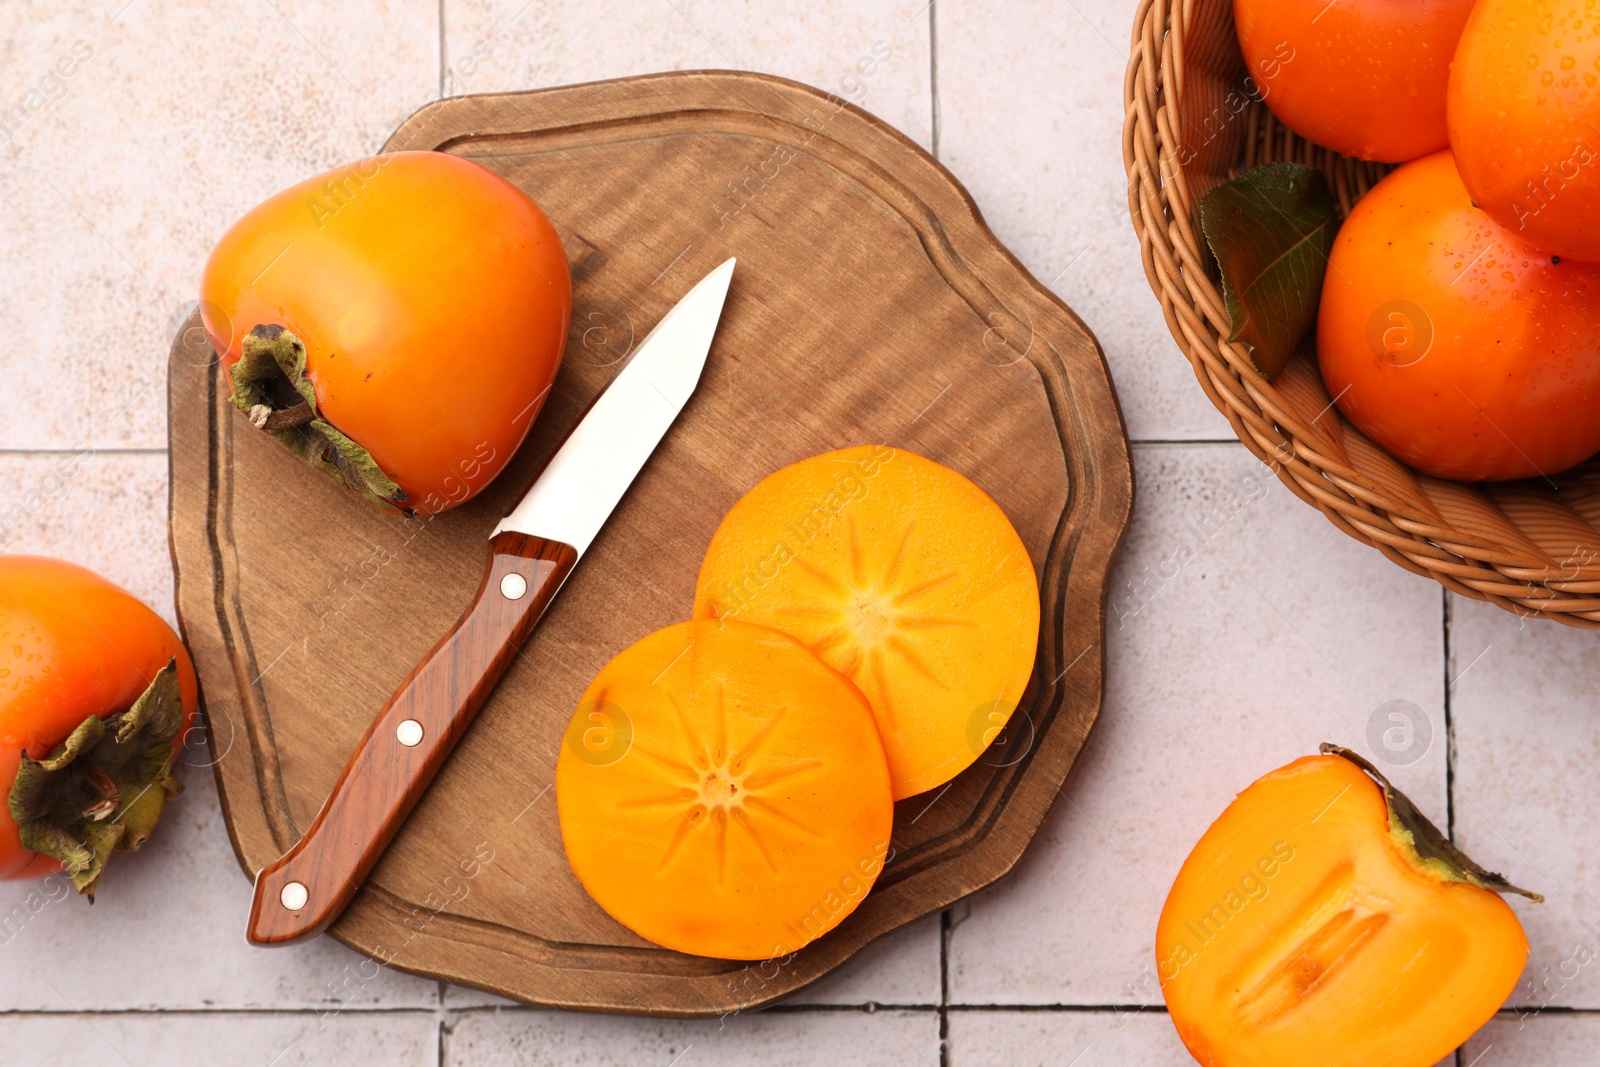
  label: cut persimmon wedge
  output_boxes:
[693,445,1040,799]
[556,619,893,960]
[1157,747,1539,1067]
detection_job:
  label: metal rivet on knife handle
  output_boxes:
[500,572,528,600]
[396,719,424,747]
[280,881,309,912]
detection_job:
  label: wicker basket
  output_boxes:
[1123,0,1600,627]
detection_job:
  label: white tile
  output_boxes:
[0,0,439,450]
[0,1010,437,1067]
[442,0,933,148]
[947,443,1447,1004]
[0,451,173,625]
[1450,595,1600,1010]
[0,765,439,1011]
[946,1009,1193,1066]
[937,0,1232,441]
[1465,1010,1600,1066]
[947,1009,1455,1066]
[444,1006,940,1065]
[787,913,943,1006]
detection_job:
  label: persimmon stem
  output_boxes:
[249,401,314,432]
[227,324,410,513]
[80,761,121,821]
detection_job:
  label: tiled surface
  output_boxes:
[1464,1011,1600,1066]
[0,453,173,624]
[444,1008,941,1065]
[1450,596,1600,1011]
[937,0,1232,442]
[0,1011,439,1067]
[1,1,1596,1065]
[443,0,933,150]
[945,1010,1194,1066]
[0,768,439,1011]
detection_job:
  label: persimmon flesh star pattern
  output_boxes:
[693,446,1040,799]
[556,620,893,960]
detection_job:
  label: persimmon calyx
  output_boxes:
[228,324,411,514]
[8,660,187,900]
[1322,743,1543,902]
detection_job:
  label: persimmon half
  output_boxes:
[0,556,198,897]
[1318,149,1600,480]
[1157,748,1536,1067]
[556,620,893,960]
[1233,0,1473,162]
[201,151,571,515]
[1449,0,1600,261]
[692,446,1040,800]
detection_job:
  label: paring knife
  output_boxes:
[245,258,737,946]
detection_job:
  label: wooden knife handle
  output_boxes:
[245,531,577,946]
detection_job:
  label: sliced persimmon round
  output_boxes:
[692,445,1040,799]
[556,619,893,960]
[1157,749,1536,1067]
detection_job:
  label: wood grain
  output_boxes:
[168,70,1133,1015]
[246,533,577,946]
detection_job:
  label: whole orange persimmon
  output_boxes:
[1449,0,1600,262]
[0,557,198,897]
[1232,0,1473,162]
[1158,749,1535,1067]
[1318,150,1600,480]
[201,151,571,516]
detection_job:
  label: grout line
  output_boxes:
[928,0,941,159]
[437,1013,448,1067]
[1445,588,1461,1067]
[755,1004,940,1017]
[1443,589,1456,841]
[0,447,166,456]
[437,0,447,98]
[5,1002,1592,1018]
[0,1008,446,1018]
[939,909,951,1066]
[945,1003,1171,1013]
[757,1003,941,1013]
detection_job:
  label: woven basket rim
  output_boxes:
[1121,0,1600,628]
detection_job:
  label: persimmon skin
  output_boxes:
[692,446,1040,800]
[1232,0,1472,162]
[556,620,893,960]
[1318,150,1600,480]
[1449,0,1600,262]
[0,557,198,881]
[201,151,571,515]
[1157,754,1528,1067]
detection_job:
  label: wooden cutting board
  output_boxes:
[167,70,1132,1015]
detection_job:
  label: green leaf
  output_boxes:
[1199,162,1339,380]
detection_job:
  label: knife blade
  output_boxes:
[245,257,736,946]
